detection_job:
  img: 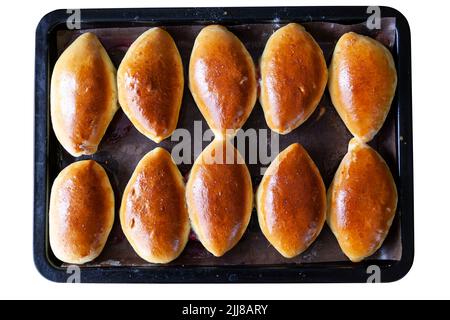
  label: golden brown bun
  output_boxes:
[327,138,398,262]
[189,25,257,139]
[120,148,190,264]
[256,143,326,258]
[328,32,397,142]
[186,139,253,256]
[51,33,118,156]
[49,160,115,264]
[260,23,328,134]
[117,28,184,143]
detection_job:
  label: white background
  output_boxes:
[0,0,447,300]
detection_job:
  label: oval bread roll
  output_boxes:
[117,28,184,143]
[186,139,253,256]
[327,138,398,262]
[120,148,190,264]
[260,23,328,134]
[328,32,397,142]
[49,160,115,264]
[189,25,257,139]
[51,33,118,156]
[256,143,326,258]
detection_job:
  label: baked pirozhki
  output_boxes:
[328,32,397,142]
[256,143,326,258]
[51,33,118,156]
[49,160,115,264]
[327,138,398,262]
[260,23,328,134]
[120,148,190,264]
[186,139,253,256]
[118,28,184,143]
[189,25,257,139]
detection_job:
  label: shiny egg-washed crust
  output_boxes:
[259,23,328,134]
[327,138,398,262]
[50,33,118,156]
[328,32,397,142]
[186,139,253,257]
[120,148,190,264]
[117,28,184,143]
[189,25,257,139]
[256,143,326,258]
[49,160,115,264]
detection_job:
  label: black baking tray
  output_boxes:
[34,6,413,283]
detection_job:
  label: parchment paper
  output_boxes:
[55,18,400,267]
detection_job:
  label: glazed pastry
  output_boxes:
[49,160,115,264]
[260,23,328,134]
[256,143,326,258]
[327,138,398,262]
[117,28,184,143]
[120,148,190,264]
[328,32,397,142]
[186,139,253,256]
[51,32,118,156]
[189,25,257,139]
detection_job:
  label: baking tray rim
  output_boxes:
[34,6,414,283]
